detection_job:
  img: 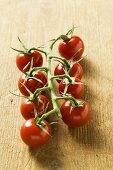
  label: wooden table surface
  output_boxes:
[0,0,113,169]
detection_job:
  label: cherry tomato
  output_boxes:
[59,78,84,99]
[16,51,43,72]
[54,63,65,83]
[20,95,50,120]
[54,63,65,78]
[18,72,47,96]
[69,63,83,78]
[60,100,90,127]
[54,62,83,83]
[58,36,84,61]
[20,118,51,147]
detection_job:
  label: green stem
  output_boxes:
[47,57,61,118]
[50,26,76,50]
[21,83,33,97]
[28,47,47,56]
[38,108,58,124]
[50,56,70,68]
[11,47,27,54]
[51,74,72,83]
[55,96,79,106]
[50,35,70,50]
[35,86,51,93]
[18,37,28,51]
[36,54,62,124]
[66,25,76,36]
[33,86,50,100]
[50,36,61,50]
[29,67,49,76]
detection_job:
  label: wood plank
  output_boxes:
[0,0,113,169]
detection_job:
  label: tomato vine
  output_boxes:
[12,26,91,147]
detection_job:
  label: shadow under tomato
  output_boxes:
[26,86,63,170]
[80,58,100,78]
[68,58,106,150]
[68,90,105,149]
[68,85,105,149]
[68,117,106,150]
[28,122,63,170]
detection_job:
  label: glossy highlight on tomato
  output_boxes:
[59,78,84,99]
[20,118,51,147]
[18,72,47,96]
[58,36,84,61]
[16,51,43,72]
[20,95,50,120]
[60,100,90,127]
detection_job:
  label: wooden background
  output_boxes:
[0,0,113,169]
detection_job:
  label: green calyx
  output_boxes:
[49,49,84,78]
[55,95,84,108]
[11,37,47,56]
[50,25,76,50]
[50,56,70,69]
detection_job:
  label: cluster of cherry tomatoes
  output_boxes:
[15,47,51,147]
[14,28,90,148]
[53,34,90,128]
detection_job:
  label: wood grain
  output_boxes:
[0,0,113,169]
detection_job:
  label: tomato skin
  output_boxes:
[54,63,65,83]
[69,63,83,79]
[20,118,51,147]
[18,72,47,96]
[60,100,90,127]
[16,51,43,72]
[20,95,49,120]
[54,62,83,83]
[58,36,84,61]
[54,63,65,77]
[59,78,84,99]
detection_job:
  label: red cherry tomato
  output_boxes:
[54,63,65,83]
[60,100,90,127]
[18,72,47,96]
[69,63,83,78]
[20,95,50,120]
[20,118,51,147]
[16,51,43,72]
[58,36,84,61]
[59,78,84,99]
[54,62,83,83]
[54,63,65,77]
